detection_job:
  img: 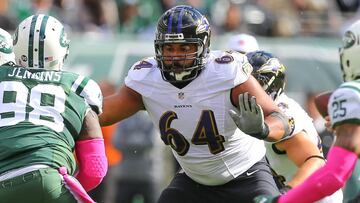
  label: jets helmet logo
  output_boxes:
[343,31,356,49]
[59,28,69,48]
[0,35,12,54]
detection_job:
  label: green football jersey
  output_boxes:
[0,65,94,175]
[329,79,360,128]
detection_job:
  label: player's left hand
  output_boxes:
[253,195,279,203]
[229,92,269,140]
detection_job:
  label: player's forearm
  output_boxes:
[287,158,325,188]
[99,100,122,126]
[279,146,357,203]
[99,95,141,126]
[264,112,293,142]
[100,85,144,126]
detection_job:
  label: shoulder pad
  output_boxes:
[127,57,157,81]
[71,75,103,115]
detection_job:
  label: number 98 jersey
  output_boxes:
[328,80,360,128]
[0,65,102,175]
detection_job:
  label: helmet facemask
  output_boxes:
[155,35,207,82]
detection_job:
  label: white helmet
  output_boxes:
[13,14,69,70]
[0,28,15,65]
[340,20,360,81]
[227,34,259,53]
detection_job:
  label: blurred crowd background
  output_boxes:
[3,0,360,203]
[1,0,360,36]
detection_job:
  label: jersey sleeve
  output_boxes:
[125,57,157,96]
[275,103,299,142]
[71,75,103,115]
[272,95,311,141]
[209,51,252,87]
[329,81,360,128]
[226,51,252,86]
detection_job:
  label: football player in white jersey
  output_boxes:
[254,20,360,203]
[99,5,294,203]
[247,51,343,203]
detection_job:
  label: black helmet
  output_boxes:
[154,5,211,83]
[246,51,286,100]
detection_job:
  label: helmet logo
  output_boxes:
[343,31,356,49]
[196,17,210,35]
[59,28,69,48]
[0,35,12,54]
[21,55,27,62]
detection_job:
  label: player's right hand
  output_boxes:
[229,92,269,140]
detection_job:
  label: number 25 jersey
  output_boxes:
[329,80,360,128]
[125,51,266,186]
[0,65,102,175]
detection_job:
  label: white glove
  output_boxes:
[229,92,269,140]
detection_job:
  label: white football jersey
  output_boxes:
[125,50,266,186]
[266,94,343,203]
[265,94,321,181]
[329,80,360,128]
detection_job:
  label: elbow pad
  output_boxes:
[269,111,295,141]
[75,139,108,192]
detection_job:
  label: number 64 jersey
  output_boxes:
[125,51,266,186]
[328,80,360,128]
[0,65,102,175]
